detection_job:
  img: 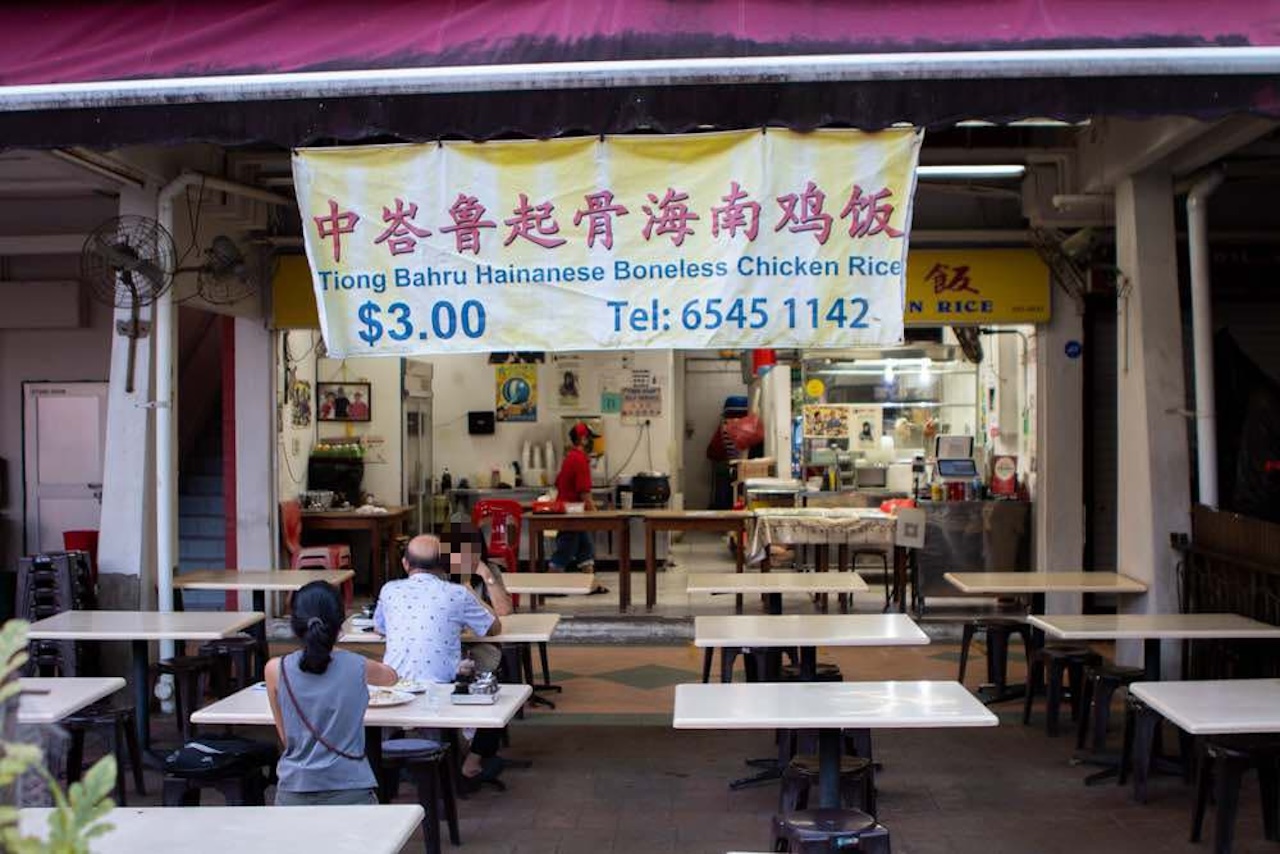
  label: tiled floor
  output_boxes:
[78,538,1270,852]
[63,640,1277,853]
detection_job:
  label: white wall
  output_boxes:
[427,350,679,492]
[277,330,320,502]
[0,196,119,572]
[315,355,404,505]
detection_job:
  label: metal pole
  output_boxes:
[1186,170,1225,508]
[0,47,1278,111]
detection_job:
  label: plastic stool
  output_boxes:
[1076,662,1145,753]
[155,655,216,742]
[772,808,892,853]
[780,754,876,816]
[958,616,1032,696]
[1191,734,1280,852]
[65,702,146,805]
[1023,645,1102,736]
[198,634,262,697]
[378,739,460,852]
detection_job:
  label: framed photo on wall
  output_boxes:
[317,382,372,422]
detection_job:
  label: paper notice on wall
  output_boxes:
[552,356,584,411]
[622,383,663,418]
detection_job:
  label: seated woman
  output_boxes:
[440,521,515,788]
[265,580,398,805]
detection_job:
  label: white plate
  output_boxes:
[393,679,430,694]
[349,616,375,628]
[367,688,416,707]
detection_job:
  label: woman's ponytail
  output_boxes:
[289,581,343,674]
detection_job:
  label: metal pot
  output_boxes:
[631,472,671,508]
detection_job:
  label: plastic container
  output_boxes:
[62,530,99,585]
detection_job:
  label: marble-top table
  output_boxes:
[944,571,1149,596]
[501,573,596,597]
[26,610,264,749]
[174,569,354,678]
[17,677,125,724]
[172,569,354,592]
[695,613,928,682]
[1028,612,1280,680]
[1129,679,1280,736]
[19,805,424,854]
[192,681,532,731]
[674,680,996,808]
[687,571,869,615]
[339,612,560,645]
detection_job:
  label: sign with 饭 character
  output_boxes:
[292,128,923,356]
[904,249,1050,325]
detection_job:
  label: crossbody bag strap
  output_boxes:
[278,653,366,762]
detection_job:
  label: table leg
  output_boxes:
[532,523,546,609]
[618,522,631,613]
[366,726,386,802]
[818,728,841,809]
[520,643,556,709]
[251,591,269,681]
[371,522,385,600]
[645,524,657,611]
[131,639,150,751]
[799,646,817,682]
[816,545,829,613]
[734,521,745,614]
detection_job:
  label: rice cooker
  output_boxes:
[630,472,671,508]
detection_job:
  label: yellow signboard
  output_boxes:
[292,128,923,356]
[904,248,1050,325]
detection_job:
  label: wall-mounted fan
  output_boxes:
[195,235,256,305]
[953,325,984,364]
[80,216,178,392]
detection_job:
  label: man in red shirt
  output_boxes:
[549,422,601,586]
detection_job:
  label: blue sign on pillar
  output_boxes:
[1064,340,1083,360]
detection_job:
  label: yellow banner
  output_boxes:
[292,129,922,356]
[904,249,1050,325]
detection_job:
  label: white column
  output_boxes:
[96,185,156,609]
[1034,290,1085,614]
[1114,168,1191,674]
[235,317,276,603]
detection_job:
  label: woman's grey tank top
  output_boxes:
[275,649,376,793]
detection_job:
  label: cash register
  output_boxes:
[933,435,978,484]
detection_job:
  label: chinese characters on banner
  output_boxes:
[292,129,923,356]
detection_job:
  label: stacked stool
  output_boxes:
[281,498,354,605]
[17,551,97,676]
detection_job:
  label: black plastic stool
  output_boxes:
[780,754,876,817]
[198,634,261,697]
[378,738,460,854]
[155,655,216,742]
[780,663,843,683]
[1022,645,1102,736]
[64,701,146,805]
[958,617,1032,697]
[772,808,892,853]
[1076,662,1144,753]
[1191,734,1280,853]
[703,647,799,683]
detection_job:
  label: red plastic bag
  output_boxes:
[880,498,917,515]
[531,498,565,514]
[723,413,765,451]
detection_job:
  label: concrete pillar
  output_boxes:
[1034,290,1085,614]
[234,317,275,607]
[1114,168,1191,673]
[96,186,156,611]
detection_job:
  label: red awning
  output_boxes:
[4,0,1278,85]
[0,1,1276,147]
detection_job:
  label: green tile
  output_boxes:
[593,664,701,690]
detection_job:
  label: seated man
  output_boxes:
[373,533,506,786]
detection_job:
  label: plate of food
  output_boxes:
[393,679,431,694]
[367,687,415,707]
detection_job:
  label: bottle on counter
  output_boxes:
[930,480,943,502]
[440,467,452,492]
